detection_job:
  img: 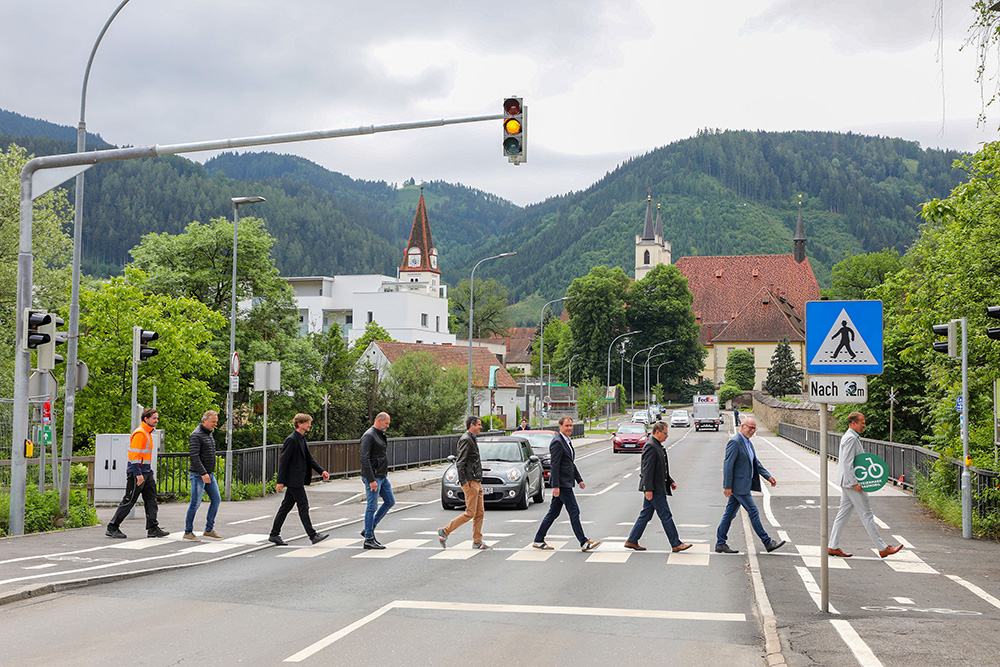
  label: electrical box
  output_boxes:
[94,430,161,505]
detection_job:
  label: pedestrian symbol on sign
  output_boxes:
[809,308,879,368]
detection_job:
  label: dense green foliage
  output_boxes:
[0,485,98,536]
[724,349,756,391]
[449,277,511,338]
[377,351,466,436]
[762,339,803,398]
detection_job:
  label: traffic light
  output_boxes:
[987,306,1000,341]
[931,319,958,359]
[502,96,526,165]
[37,314,65,371]
[133,326,159,363]
[22,309,51,352]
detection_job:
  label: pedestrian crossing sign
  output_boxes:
[805,300,883,375]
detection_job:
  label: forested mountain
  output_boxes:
[1,108,967,297]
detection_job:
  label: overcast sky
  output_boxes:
[0,0,995,206]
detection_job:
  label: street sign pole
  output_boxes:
[961,317,971,539]
[819,401,829,613]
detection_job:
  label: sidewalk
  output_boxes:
[0,461,451,606]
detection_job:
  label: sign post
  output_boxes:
[805,300,884,614]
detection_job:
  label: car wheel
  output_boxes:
[516,486,529,510]
[532,479,544,504]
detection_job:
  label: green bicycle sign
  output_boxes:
[853,452,888,492]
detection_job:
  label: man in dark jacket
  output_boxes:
[268,414,329,546]
[624,421,692,553]
[184,410,222,541]
[360,412,393,549]
[438,416,489,549]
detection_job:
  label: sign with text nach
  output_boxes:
[805,300,883,375]
[808,375,868,403]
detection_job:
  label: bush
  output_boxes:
[0,484,99,536]
[231,475,277,501]
[718,384,743,405]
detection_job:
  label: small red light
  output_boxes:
[504,98,521,115]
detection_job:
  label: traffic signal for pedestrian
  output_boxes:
[37,314,65,371]
[133,326,159,363]
[931,320,958,359]
[987,306,1000,341]
[502,97,526,165]
[22,309,51,352]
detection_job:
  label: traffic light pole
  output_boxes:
[961,317,971,539]
[131,325,140,430]
[9,111,505,535]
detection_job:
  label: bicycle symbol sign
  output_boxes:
[852,452,888,492]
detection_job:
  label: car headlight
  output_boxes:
[445,467,458,483]
[507,468,522,482]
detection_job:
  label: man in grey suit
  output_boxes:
[828,412,902,558]
[715,417,785,554]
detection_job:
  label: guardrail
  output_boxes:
[778,422,1000,516]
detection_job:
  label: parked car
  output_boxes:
[669,410,691,428]
[441,436,544,510]
[613,423,648,453]
[512,429,556,486]
[631,410,649,424]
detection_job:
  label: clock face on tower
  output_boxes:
[407,252,421,268]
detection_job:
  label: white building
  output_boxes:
[286,190,456,346]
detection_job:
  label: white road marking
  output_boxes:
[875,549,937,574]
[399,517,432,521]
[0,545,107,565]
[221,533,270,545]
[278,547,336,558]
[893,597,914,605]
[893,534,913,548]
[586,551,630,563]
[829,619,885,667]
[505,519,537,523]
[946,574,1000,611]
[756,435,841,492]
[761,484,780,528]
[108,537,177,550]
[576,448,607,460]
[506,541,567,561]
[226,515,270,525]
[22,563,58,570]
[333,493,364,506]
[0,550,186,586]
[668,544,711,566]
[179,542,242,554]
[873,516,890,530]
[284,599,747,661]
[794,565,840,614]
[794,544,850,569]
[676,524,709,528]
[623,472,633,479]
[429,541,483,559]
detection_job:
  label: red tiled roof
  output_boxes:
[710,286,806,342]
[674,254,820,344]
[399,191,441,275]
[372,341,519,389]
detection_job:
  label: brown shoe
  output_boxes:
[581,540,601,552]
[879,544,903,558]
[672,543,693,553]
[828,548,852,558]
[624,541,646,551]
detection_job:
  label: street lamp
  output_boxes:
[538,296,571,426]
[606,331,639,431]
[568,353,583,406]
[645,351,669,409]
[630,346,654,410]
[466,252,516,417]
[60,0,133,519]
[644,340,674,408]
[656,360,675,388]
[225,196,266,501]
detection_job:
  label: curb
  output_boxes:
[741,511,786,666]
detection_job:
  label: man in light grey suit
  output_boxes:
[828,412,902,558]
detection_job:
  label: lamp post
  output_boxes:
[59,0,133,518]
[630,346,654,410]
[568,353,582,407]
[644,340,674,408]
[466,252,516,417]
[606,331,639,431]
[538,296,571,426]
[656,360,675,388]
[225,196,266,501]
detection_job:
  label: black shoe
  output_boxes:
[765,539,786,553]
[268,535,287,546]
[106,527,127,539]
[715,543,739,554]
[363,538,385,550]
[310,533,329,545]
[147,527,169,538]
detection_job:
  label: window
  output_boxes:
[367,311,373,323]
[436,316,441,332]
[421,313,428,327]
[643,250,650,265]
[746,348,754,358]
[345,314,353,326]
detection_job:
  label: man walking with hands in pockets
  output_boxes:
[624,421,692,553]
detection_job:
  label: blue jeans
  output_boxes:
[363,477,395,539]
[534,486,587,546]
[716,493,770,546]
[185,472,221,534]
[627,493,681,548]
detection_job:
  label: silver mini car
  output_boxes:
[441,436,544,510]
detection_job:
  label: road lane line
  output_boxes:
[577,447,607,460]
[893,534,913,548]
[893,597,914,604]
[756,435,841,492]
[0,545,108,565]
[829,620,885,667]
[333,493,364,506]
[226,515,270,525]
[794,565,840,614]
[762,485,780,528]
[284,602,397,662]
[945,574,1000,611]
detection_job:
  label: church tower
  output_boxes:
[399,188,442,287]
[793,194,806,264]
[634,191,671,280]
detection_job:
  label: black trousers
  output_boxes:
[109,472,159,531]
[270,486,316,538]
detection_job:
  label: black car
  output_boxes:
[441,436,545,510]
[514,430,558,487]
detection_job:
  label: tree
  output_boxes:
[825,249,903,300]
[762,339,803,398]
[74,268,225,450]
[724,349,756,391]
[377,352,466,436]
[718,384,743,406]
[566,266,630,382]
[0,144,74,396]
[575,376,603,421]
[349,321,394,362]
[449,277,511,338]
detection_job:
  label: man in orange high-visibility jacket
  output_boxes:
[106,407,169,539]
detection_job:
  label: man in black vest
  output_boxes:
[268,414,329,546]
[624,421,692,552]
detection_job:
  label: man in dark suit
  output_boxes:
[624,421,692,553]
[268,413,330,546]
[715,417,785,554]
[532,416,601,552]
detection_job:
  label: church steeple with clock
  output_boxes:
[399,187,441,287]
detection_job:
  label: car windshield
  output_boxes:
[672,411,687,418]
[478,441,523,462]
[618,425,646,434]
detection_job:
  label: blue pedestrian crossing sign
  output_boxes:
[805,300,883,375]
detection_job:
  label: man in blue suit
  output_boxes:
[715,417,786,554]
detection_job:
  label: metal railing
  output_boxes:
[778,422,1000,516]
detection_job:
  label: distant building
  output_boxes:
[359,340,520,426]
[286,189,456,346]
[634,192,671,281]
